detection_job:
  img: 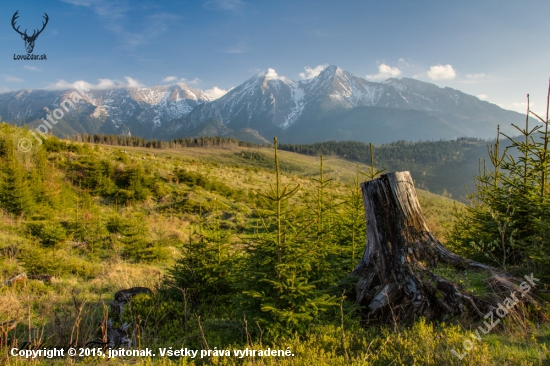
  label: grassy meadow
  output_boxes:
[0,123,548,365]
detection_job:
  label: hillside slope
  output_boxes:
[2,123,548,365]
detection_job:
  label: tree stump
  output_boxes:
[352,171,534,323]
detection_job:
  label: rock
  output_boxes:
[114,287,153,303]
[3,273,27,286]
[111,287,153,321]
[85,320,131,349]
[106,320,132,348]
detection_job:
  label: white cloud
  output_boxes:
[4,75,24,83]
[460,73,489,84]
[24,65,40,72]
[467,73,486,80]
[427,64,456,80]
[299,64,328,80]
[163,76,201,85]
[225,43,247,54]
[182,77,201,85]
[204,0,244,13]
[124,77,144,88]
[95,78,117,88]
[47,79,108,90]
[62,0,94,6]
[45,77,143,90]
[398,58,413,67]
[265,68,278,79]
[512,102,530,108]
[366,64,402,80]
[63,1,179,49]
[62,0,129,21]
[477,94,488,101]
[203,86,231,100]
[509,101,541,114]
[46,80,84,89]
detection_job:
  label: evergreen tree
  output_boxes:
[167,200,236,313]
[241,138,337,334]
[450,86,550,279]
[27,220,67,249]
[334,164,366,273]
[0,154,34,216]
[304,155,341,286]
[120,213,156,262]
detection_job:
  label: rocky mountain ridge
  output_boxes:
[0,65,523,144]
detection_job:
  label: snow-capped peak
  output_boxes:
[319,65,340,77]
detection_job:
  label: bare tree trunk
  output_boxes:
[353,171,533,323]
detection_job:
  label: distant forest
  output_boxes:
[64,133,494,200]
[278,138,488,165]
[68,133,258,149]
[278,138,493,200]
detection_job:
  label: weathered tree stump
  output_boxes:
[353,171,534,323]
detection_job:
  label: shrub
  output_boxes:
[450,87,550,280]
[26,220,67,248]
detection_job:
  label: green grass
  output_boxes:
[432,264,492,298]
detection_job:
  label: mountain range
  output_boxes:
[0,65,525,144]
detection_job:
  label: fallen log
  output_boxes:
[352,171,536,323]
[28,274,54,283]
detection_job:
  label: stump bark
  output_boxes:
[352,171,533,323]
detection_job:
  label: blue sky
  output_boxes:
[1,0,549,115]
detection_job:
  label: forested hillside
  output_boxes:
[64,133,496,202]
[279,138,494,201]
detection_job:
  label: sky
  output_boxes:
[1,0,549,116]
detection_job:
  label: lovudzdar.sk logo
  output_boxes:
[12,10,48,60]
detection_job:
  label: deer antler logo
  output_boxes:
[12,11,49,54]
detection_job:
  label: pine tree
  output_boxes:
[450,83,550,278]
[0,154,34,216]
[27,220,67,249]
[304,155,341,286]
[121,213,155,262]
[167,200,236,313]
[241,138,337,334]
[335,164,366,273]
